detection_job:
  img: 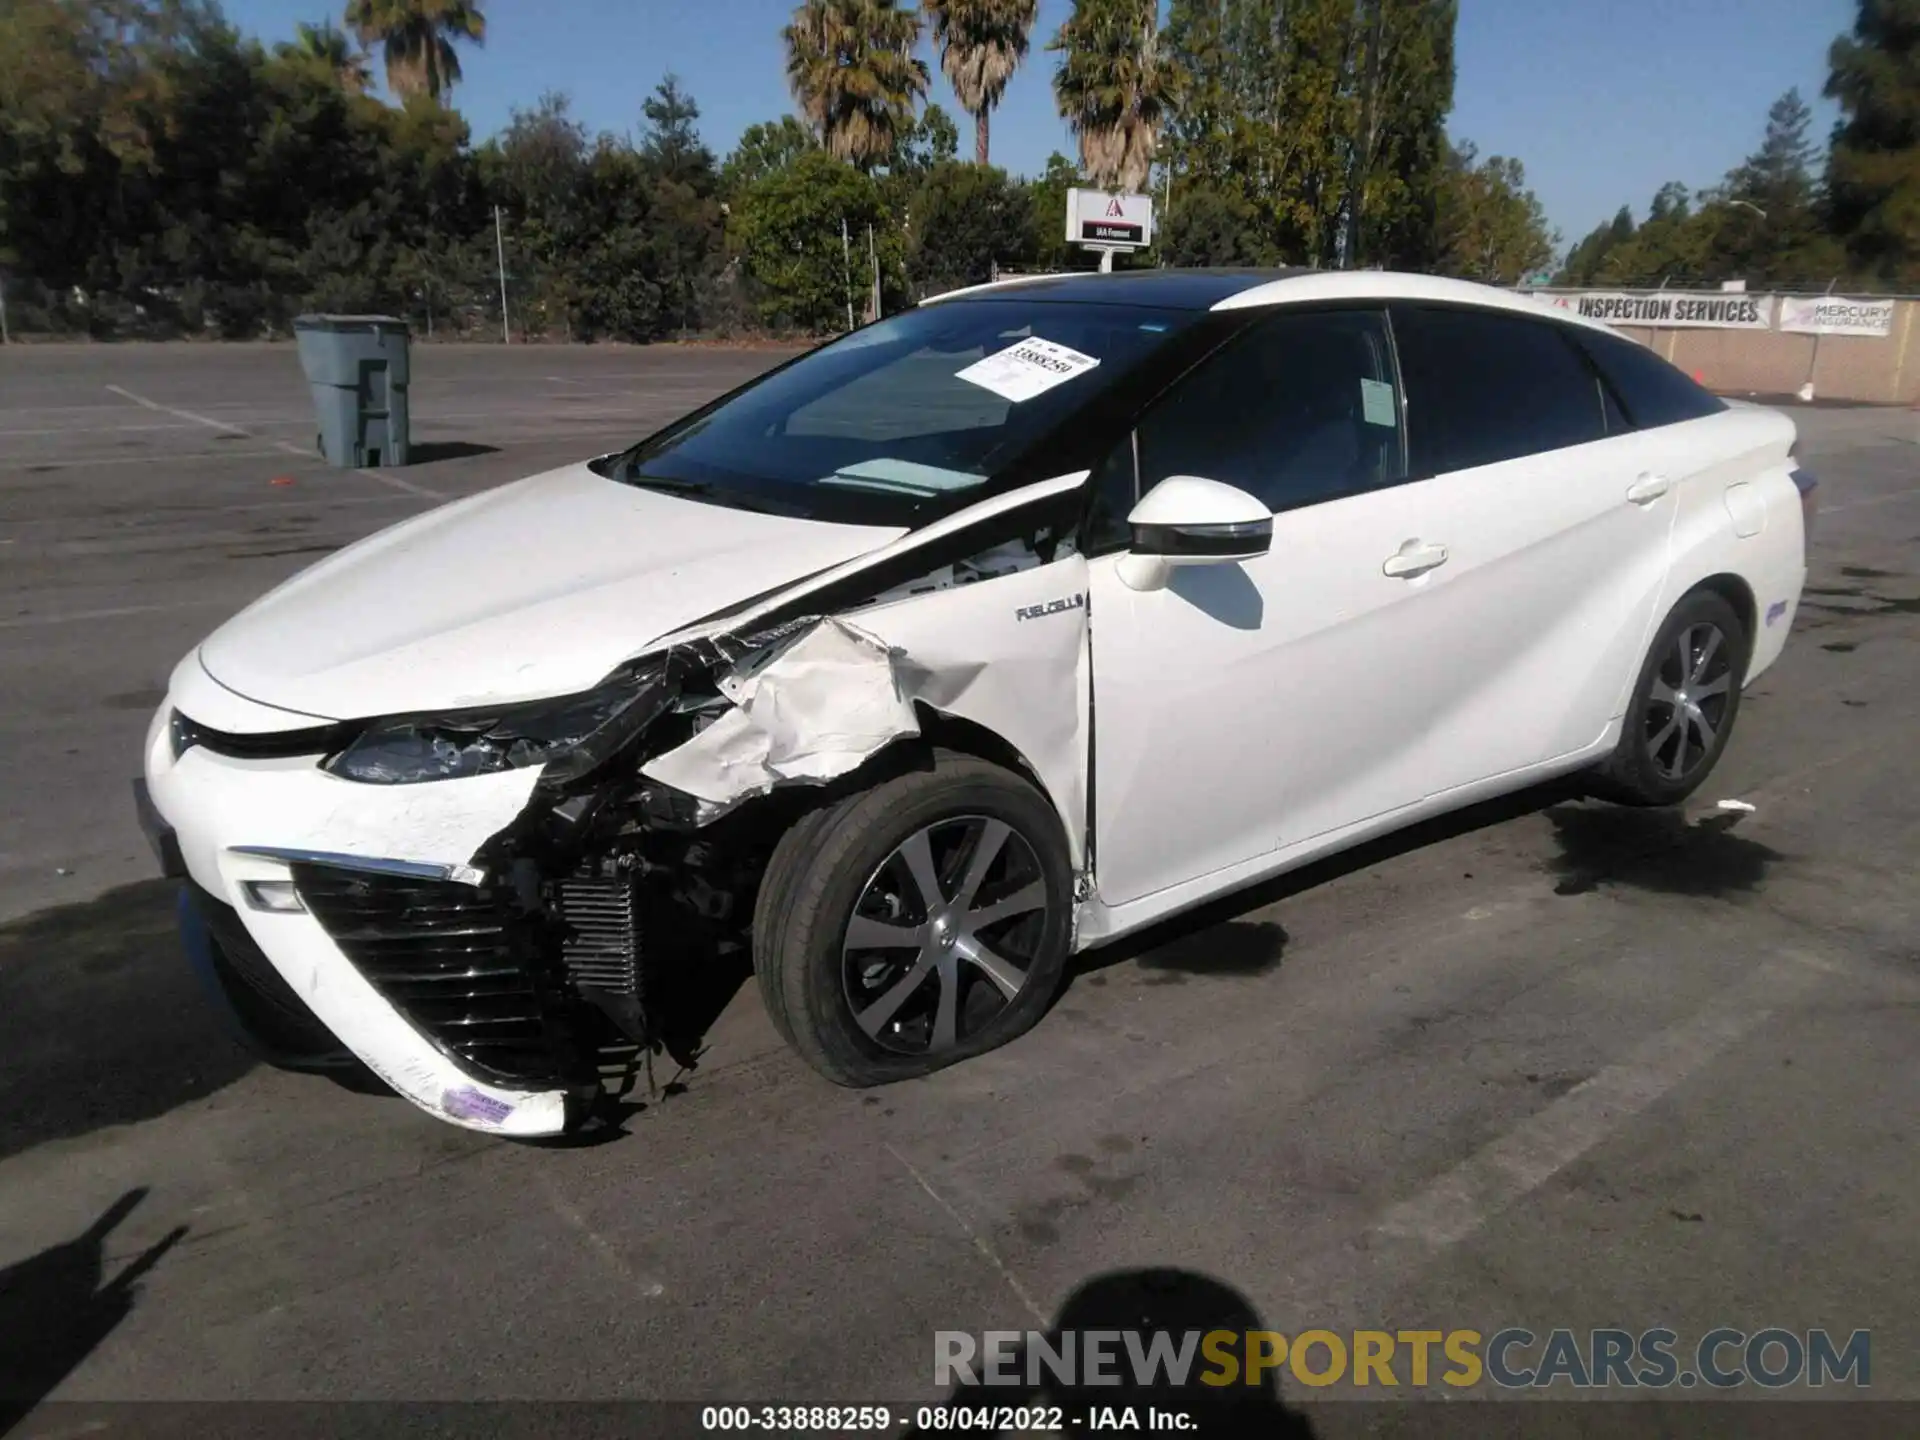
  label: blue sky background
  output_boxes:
[225,0,1855,251]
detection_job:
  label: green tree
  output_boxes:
[277,20,371,92]
[1827,0,1920,281]
[1593,181,1706,284]
[1435,140,1555,284]
[924,0,1039,166]
[1160,181,1282,266]
[1704,89,1843,285]
[343,0,485,104]
[783,0,929,170]
[641,74,715,190]
[1023,149,1081,268]
[1049,0,1173,192]
[730,147,899,328]
[906,159,1035,292]
[1558,205,1634,284]
[894,100,960,173]
[720,116,818,197]
[638,78,723,335]
[1339,0,1457,270]
[1162,0,1413,267]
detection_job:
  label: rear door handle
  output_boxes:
[1626,473,1672,505]
[1382,541,1449,579]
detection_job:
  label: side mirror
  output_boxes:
[1117,475,1272,592]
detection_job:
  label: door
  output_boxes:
[1089,306,1471,908]
[1087,303,1681,911]
[1385,305,1678,785]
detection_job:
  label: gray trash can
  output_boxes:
[293,314,411,468]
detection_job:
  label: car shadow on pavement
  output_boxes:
[0,1187,186,1433]
[1070,776,1589,987]
[0,880,256,1163]
[907,1266,1317,1437]
[404,440,501,464]
[1542,803,1787,897]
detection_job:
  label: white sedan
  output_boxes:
[138,270,1813,1137]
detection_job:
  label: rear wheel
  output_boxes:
[1593,589,1747,806]
[754,751,1073,1087]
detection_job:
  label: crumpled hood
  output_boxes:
[199,462,902,720]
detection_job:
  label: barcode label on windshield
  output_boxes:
[955,337,1101,403]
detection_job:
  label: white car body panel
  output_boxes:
[200,463,900,718]
[141,271,1809,1136]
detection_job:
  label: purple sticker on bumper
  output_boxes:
[441,1086,514,1126]
[1766,599,1789,626]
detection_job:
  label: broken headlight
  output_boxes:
[324,663,672,786]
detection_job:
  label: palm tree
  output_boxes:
[784,0,929,170]
[343,0,486,104]
[924,0,1038,167]
[285,21,372,93]
[1049,0,1170,193]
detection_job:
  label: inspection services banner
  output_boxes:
[1777,294,1897,336]
[1538,290,1776,329]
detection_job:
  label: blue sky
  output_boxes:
[226,0,1855,249]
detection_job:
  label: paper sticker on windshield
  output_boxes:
[955,337,1100,403]
[1360,378,1398,427]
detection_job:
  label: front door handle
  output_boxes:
[1626,473,1673,505]
[1382,541,1449,579]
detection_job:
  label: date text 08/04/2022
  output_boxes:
[699,1406,1195,1433]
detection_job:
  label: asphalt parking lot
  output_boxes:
[1,342,1916,1431]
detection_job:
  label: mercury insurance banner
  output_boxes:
[1537,290,1776,329]
[1776,295,1897,337]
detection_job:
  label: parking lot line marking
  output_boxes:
[102,381,448,501]
[1375,957,1820,1250]
[0,448,293,472]
[886,1142,1050,1327]
[0,599,229,631]
[268,439,445,501]
[105,384,251,438]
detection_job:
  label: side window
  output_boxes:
[1392,307,1608,474]
[1134,308,1408,514]
[1576,328,1728,428]
[1083,433,1138,555]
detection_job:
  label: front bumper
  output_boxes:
[141,698,581,1136]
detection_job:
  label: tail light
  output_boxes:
[1788,438,1816,541]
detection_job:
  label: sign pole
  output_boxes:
[841,219,854,332]
[494,205,510,345]
[1098,248,1114,274]
[1800,277,1837,403]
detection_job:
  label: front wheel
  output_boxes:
[753,750,1074,1087]
[1592,589,1747,806]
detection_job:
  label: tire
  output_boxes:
[753,749,1074,1087]
[1592,588,1748,806]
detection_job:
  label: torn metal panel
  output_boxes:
[651,472,1091,653]
[642,558,1094,867]
[857,557,1092,867]
[640,618,921,815]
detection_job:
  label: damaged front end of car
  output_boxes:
[282,619,899,1121]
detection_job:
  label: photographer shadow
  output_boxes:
[912,1267,1318,1437]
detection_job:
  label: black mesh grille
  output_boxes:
[292,863,572,1086]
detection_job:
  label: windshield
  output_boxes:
[608,299,1199,524]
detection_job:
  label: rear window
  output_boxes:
[1575,329,1728,428]
[1391,306,1608,474]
